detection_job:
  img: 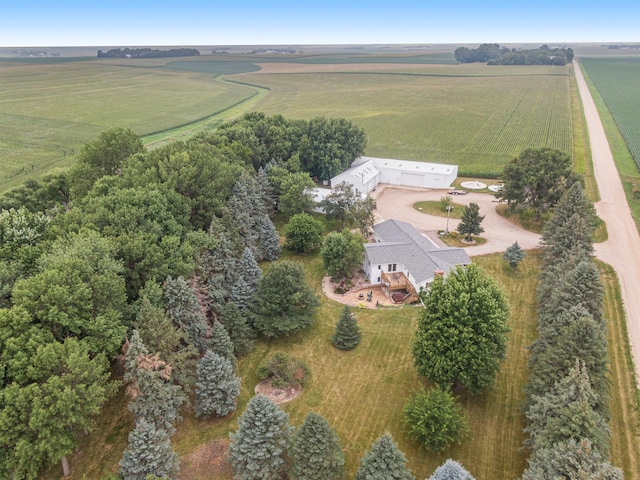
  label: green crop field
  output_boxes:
[0,59,257,192]
[239,63,573,177]
[1,55,573,193]
[579,57,640,170]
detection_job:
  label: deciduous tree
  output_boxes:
[284,212,324,253]
[253,261,319,338]
[457,202,484,241]
[413,264,509,394]
[321,230,364,281]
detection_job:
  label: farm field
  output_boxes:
[0,58,257,192]
[1,54,573,193]
[239,63,573,177]
[579,57,640,170]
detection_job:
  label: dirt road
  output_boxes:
[574,61,640,383]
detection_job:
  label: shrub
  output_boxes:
[257,352,310,389]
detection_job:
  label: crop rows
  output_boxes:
[579,58,640,169]
[247,65,573,176]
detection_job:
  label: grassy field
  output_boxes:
[0,58,257,192]
[52,249,640,480]
[240,63,573,177]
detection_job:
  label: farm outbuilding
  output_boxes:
[330,156,458,194]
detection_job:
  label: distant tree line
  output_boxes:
[455,44,574,66]
[97,48,200,58]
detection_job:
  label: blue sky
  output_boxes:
[2,0,638,47]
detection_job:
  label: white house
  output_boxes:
[331,156,458,194]
[363,219,471,302]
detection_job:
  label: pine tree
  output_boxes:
[429,459,475,480]
[403,387,469,452]
[119,418,179,480]
[503,241,525,270]
[230,247,262,313]
[228,173,264,258]
[457,202,484,241]
[164,275,209,354]
[194,351,240,418]
[229,394,293,480]
[210,320,236,364]
[355,433,415,480]
[541,181,596,249]
[290,412,346,480]
[332,305,361,351]
[521,439,622,480]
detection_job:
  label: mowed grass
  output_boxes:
[240,63,573,177]
[0,59,256,191]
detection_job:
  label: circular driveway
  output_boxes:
[371,185,541,257]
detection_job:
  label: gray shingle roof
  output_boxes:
[366,219,470,283]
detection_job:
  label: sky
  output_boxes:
[2,0,639,47]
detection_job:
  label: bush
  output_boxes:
[403,387,469,452]
[257,352,310,388]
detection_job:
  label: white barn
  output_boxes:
[330,156,458,193]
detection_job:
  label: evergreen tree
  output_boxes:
[541,212,594,263]
[230,247,262,313]
[457,202,484,241]
[355,433,415,480]
[258,213,282,261]
[525,360,610,455]
[503,241,525,270]
[429,459,475,480]
[217,301,255,357]
[119,418,179,480]
[228,173,265,259]
[164,275,209,354]
[403,387,469,452]
[521,439,622,480]
[229,394,293,480]
[210,320,237,364]
[413,265,509,394]
[332,305,361,351]
[540,181,596,248]
[194,350,240,418]
[290,412,346,480]
[253,260,319,338]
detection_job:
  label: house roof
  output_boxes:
[366,219,471,284]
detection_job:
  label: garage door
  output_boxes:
[400,172,424,187]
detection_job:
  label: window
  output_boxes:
[377,277,380,282]
[378,265,381,270]
[392,264,397,271]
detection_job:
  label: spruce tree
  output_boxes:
[229,394,293,480]
[521,439,622,480]
[541,181,596,248]
[230,247,262,313]
[332,305,361,351]
[194,351,240,418]
[525,360,610,455]
[259,213,282,261]
[355,433,415,480]
[119,418,179,480]
[228,173,264,259]
[503,241,525,270]
[164,275,209,354]
[290,412,346,480]
[210,320,237,364]
[429,459,475,480]
[218,301,255,357]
